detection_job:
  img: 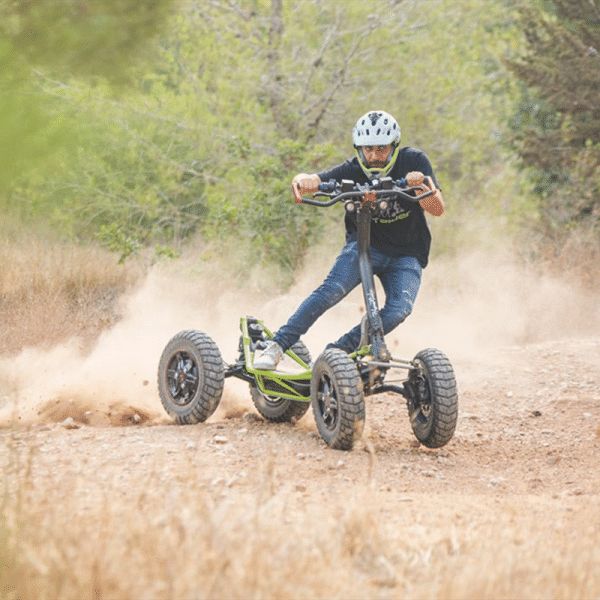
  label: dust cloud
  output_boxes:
[1,239,598,426]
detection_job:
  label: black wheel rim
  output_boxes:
[166,351,200,406]
[317,373,338,431]
[410,368,432,427]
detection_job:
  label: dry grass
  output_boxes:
[0,230,141,355]
[1,221,599,600]
[535,226,600,291]
[1,438,599,600]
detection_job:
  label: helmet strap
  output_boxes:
[354,143,400,179]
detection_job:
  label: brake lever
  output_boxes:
[291,182,303,204]
[413,176,436,201]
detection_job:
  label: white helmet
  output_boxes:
[352,110,401,147]
[352,110,401,177]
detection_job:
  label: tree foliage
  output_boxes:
[0,0,175,188]
[0,0,174,80]
[508,0,600,237]
[2,0,549,272]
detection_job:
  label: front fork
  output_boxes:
[356,204,390,362]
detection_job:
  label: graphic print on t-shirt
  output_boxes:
[372,204,410,224]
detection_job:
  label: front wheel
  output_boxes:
[407,348,458,448]
[311,348,365,450]
[157,330,224,424]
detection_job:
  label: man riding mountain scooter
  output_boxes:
[254,109,445,371]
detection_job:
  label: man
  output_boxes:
[254,110,445,370]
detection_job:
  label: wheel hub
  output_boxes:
[167,352,199,406]
[408,369,432,424]
[318,375,338,430]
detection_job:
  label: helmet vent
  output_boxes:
[384,118,388,125]
[366,129,370,135]
[377,128,381,134]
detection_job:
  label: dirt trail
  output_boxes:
[2,336,599,598]
[2,249,599,597]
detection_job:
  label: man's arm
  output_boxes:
[420,187,445,216]
[406,160,444,217]
[406,170,445,217]
[406,151,444,217]
[292,159,361,196]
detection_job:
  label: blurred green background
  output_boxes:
[1,0,598,279]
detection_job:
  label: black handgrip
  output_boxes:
[318,179,337,193]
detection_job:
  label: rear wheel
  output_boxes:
[158,330,224,424]
[250,341,311,422]
[311,348,365,450]
[407,348,458,448]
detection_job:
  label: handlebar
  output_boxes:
[291,176,436,207]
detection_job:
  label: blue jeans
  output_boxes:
[273,241,422,353]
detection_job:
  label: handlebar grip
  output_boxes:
[318,180,337,193]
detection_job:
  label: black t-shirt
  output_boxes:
[317,146,440,268]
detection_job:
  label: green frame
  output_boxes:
[349,345,372,359]
[241,317,312,402]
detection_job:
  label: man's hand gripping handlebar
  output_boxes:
[292,173,321,203]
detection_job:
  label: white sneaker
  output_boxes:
[253,340,284,370]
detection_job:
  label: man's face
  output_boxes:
[361,144,393,168]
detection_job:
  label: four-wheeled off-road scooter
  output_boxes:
[158,177,458,450]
